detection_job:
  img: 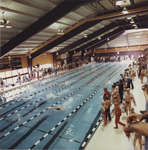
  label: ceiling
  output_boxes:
[0,0,148,58]
[99,29,148,48]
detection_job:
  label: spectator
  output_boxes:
[17,73,21,85]
[0,78,4,88]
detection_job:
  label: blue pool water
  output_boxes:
[0,62,128,150]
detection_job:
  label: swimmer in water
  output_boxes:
[48,106,64,111]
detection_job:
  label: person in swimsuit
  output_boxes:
[101,101,107,126]
[48,106,64,111]
[124,88,136,116]
[113,102,125,129]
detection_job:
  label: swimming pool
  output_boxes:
[0,62,127,150]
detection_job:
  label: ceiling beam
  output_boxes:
[29,5,148,56]
[90,5,148,21]
[0,0,97,57]
[87,31,125,50]
[58,20,131,54]
[58,22,117,55]
[31,19,100,59]
[72,27,127,54]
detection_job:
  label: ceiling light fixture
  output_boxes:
[127,16,132,20]
[0,12,13,29]
[122,7,128,14]
[0,24,5,28]
[116,0,124,6]
[5,25,12,29]
[84,34,88,38]
[57,29,64,35]
[98,36,101,40]
[130,19,134,24]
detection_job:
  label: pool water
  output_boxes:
[0,62,127,150]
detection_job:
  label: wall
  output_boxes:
[0,55,28,72]
[32,53,53,66]
[95,45,147,54]
[0,68,11,73]
[21,56,28,68]
[0,53,53,73]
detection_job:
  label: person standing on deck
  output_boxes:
[103,88,111,101]
[0,78,4,89]
[103,88,111,121]
[118,79,124,103]
[101,101,107,126]
[124,88,136,116]
[113,102,125,129]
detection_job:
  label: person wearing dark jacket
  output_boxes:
[126,77,134,89]
[103,88,111,121]
[118,79,124,103]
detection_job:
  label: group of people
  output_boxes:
[101,63,148,150]
[137,56,148,84]
[0,65,59,89]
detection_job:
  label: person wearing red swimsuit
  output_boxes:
[114,102,125,129]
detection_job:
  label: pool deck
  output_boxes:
[85,75,146,150]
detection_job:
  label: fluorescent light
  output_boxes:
[130,19,134,24]
[84,34,88,38]
[6,25,12,28]
[122,7,128,14]
[127,16,132,20]
[57,32,64,35]
[98,36,101,40]
[57,29,64,35]
[116,0,124,6]
[0,24,4,28]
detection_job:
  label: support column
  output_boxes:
[53,53,57,67]
[27,55,32,80]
